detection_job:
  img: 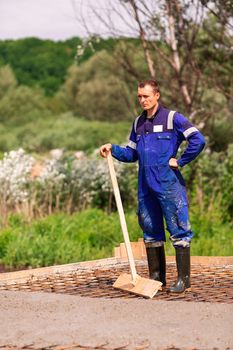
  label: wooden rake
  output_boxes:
[107,152,162,298]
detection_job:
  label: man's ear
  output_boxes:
[156,92,160,99]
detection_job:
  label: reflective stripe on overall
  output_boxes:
[135,111,193,248]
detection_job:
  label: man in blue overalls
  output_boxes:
[100,80,205,293]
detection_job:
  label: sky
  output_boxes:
[0,0,137,41]
[0,0,88,41]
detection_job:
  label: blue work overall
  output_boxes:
[112,105,205,248]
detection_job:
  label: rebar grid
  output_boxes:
[1,262,232,303]
[0,344,201,350]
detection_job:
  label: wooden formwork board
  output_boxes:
[0,257,122,285]
[114,239,233,266]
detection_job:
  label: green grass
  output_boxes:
[0,208,232,268]
[0,210,141,268]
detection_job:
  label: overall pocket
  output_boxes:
[156,135,172,154]
[158,165,177,187]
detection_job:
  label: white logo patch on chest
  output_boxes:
[153,125,163,132]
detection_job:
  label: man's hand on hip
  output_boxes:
[169,158,179,169]
[100,143,112,158]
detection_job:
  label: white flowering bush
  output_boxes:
[68,157,132,210]
[35,158,67,213]
[70,155,137,210]
[0,148,138,218]
[38,158,66,189]
[0,148,34,204]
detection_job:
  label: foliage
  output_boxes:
[0,65,17,99]
[0,207,232,268]
[0,38,80,96]
[60,50,135,121]
[199,88,233,152]
[0,148,137,220]
[197,13,233,100]
[0,210,140,267]
[192,145,233,222]
[0,37,118,96]
[0,113,130,153]
[73,76,135,121]
[74,1,233,119]
[218,144,233,219]
[0,144,232,221]
[0,149,34,204]
[0,27,232,149]
[0,84,50,125]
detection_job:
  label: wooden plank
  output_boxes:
[140,239,147,258]
[190,256,233,266]
[113,273,162,299]
[0,257,120,284]
[119,241,145,260]
[114,243,233,266]
[114,247,121,259]
[116,240,147,260]
[165,256,233,266]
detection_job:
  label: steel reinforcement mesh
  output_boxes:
[0,261,232,303]
[0,344,203,350]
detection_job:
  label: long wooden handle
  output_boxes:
[107,152,137,281]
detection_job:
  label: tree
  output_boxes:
[0,37,119,96]
[73,0,233,121]
[0,38,80,96]
[0,85,49,126]
[0,65,17,99]
[59,50,136,120]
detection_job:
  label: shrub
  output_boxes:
[0,208,232,268]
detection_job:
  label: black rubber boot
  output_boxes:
[169,247,191,293]
[146,245,166,286]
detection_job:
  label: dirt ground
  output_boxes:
[0,291,232,350]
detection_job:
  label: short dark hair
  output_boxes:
[138,79,160,93]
